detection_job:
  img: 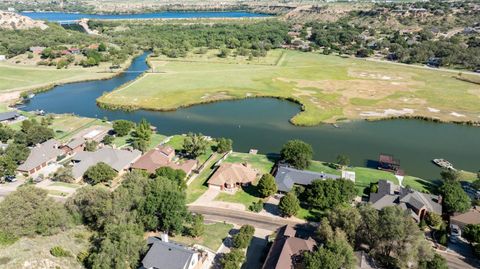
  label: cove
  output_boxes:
[20,11,271,22]
[20,52,480,180]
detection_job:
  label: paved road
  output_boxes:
[189,205,307,230]
[437,250,480,269]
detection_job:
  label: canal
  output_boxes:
[21,52,480,180]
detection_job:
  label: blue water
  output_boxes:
[21,11,271,22]
[21,53,480,180]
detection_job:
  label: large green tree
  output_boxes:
[232,225,255,249]
[220,249,245,269]
[278,192,300,217]
[257,173,277,197]
[83,162,117,185]
[439,180,471,214]
[327,205,361,244]
[112,120,135,136]
[215,137,233,153]
[154,167,187,189]
[304,230,356,269]
[66,186,113,230]
[0,186,72,237]
[182,133,208,159]
[304,179,356,210]
[280,140,313,170]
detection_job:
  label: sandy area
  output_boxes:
[360,108,415,117]
[450,112,466,117]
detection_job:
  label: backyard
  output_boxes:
[171,222,233,251]
[98,49,480,126]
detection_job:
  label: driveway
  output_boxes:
[0,179,25,200]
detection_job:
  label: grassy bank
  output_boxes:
[98,49,480,126]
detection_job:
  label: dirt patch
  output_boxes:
[348,70,405,81]
[450,112,466,118]
[0,90,21,103]
[428,107,440,113]
[200,92,231,100]
[360,108,415,117]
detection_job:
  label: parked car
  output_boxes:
[5,175,16,182]
[450,224,461,243]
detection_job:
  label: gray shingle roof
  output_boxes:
[17,139,63,172]
[66,138,86,149]
[141,237,197,269]
[0,111,19,122]
[71,147,141,179]
[274,165,340,192]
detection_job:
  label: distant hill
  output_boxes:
[0,11,48,30]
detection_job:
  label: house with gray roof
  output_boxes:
[0,111,20,123]
[369,180,442,222]
[71,147,141,181]
[141,236,205,269]
[17,139,63,175]
[274,165,341,192]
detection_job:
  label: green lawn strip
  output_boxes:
[351,167,399,196]
[223,152,276,174]
[402,176,438,193]
[215,183,262,209]
[49,182,82,189]
[164,135,185,150]
[186,154,223,204]
[113,134,132,148]
[171,222,233,251]
[296,205,325,222]
[307,161,342,175]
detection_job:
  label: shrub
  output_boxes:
[76,250,89,263]
[249,199,264,213]
[50,246,72,257]
[232,225,255,249]
[0,231,17,246]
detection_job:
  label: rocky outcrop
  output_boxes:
[0,11,48,30]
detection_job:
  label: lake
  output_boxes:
[21,52,480,180]
[21,11,271,22]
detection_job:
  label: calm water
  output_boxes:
[21,53,480,180]
[21,11,270,22]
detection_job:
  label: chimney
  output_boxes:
[161,233,169,243]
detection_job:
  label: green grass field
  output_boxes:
[171,222,233,251]
[98,50,480,126]
[223,152,276,174]
[0,63,112,93]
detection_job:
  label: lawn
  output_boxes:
[113,132,167,150]
[171,222,233,251]
[215,184,262,209]
[223,152,276,174]
[186,153,222,204]
[49,182,82,189]
[0,62,112,93]
[0,227,90,269]
[98,49,480,126]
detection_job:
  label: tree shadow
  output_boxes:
[242,184,261,198]
[263,202,281,216]
[365,159,380,169]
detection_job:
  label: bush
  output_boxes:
[257,174,277,198]
[232,225,255,249]
[249,199,264,213]
[0,231,17,246]
[77,250,89,263]
[279,192,300,217]
[50,246,72,257]
[83,162,117,185]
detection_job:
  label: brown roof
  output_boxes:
[262,225,317,269]
[451,208,480,227]
[132,145,197,175]
[207,162,257,186]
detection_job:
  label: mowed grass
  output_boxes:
[171,222,233,251]
[0,63,112,92]
[98,50,480,126]
[223,152,276,174]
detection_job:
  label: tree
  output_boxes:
[140,177,188,234]
[132,138,148,153]
[278,192,300,217]
[0,124,15,142]
[220,249,244,269]
[463,224,480,244]
[280,140,313,169]
[440,170,459,182]
[327,205,361,244]
[83,162,117,185]
[257,174,277,197]
[102,135,114,145]
[87,222,145,269]
[304,230,356,269]
[425,212,443,227]
[66,186,113,230]
[134,118,152,142]
[232,225,255,249]
[187,214,204,238]
[52,166,75,183]
[183,133,208,159]
[216,137,233,153]
[112,120,135,137]
[85,140,99,152]
[439,180,471,214]
[4,143,30,164]
[0,186,72,237]
[418,253,448,269]
[336,154,350,168]
[20,119,54,146]
[0,156,17,178]
[304,179,356,210]
[155,167,187,189]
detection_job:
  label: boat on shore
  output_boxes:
[432,158,456,170]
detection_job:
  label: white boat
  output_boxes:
[432,158,455,170]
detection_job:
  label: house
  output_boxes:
[131,145,198,176]
[140,235,206,269]
[450,207,480,230]
[369,180,442,222]
[29,46,46,54]
[17,139,63,175]
[71,147,141,181]
[0,111,20,123]
[207,162,258,191]
[262,225,317,269]
[274,165,341,193]
[61,137,86,155]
